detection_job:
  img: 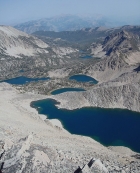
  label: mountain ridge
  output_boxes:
[0,26,79,80]
[0,25,49,58]
[14,14,121,34]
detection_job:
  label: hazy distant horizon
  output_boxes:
[0,0,140,26]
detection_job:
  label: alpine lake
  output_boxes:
[2,75,140,153]
[51,88,86,95]
[69,74,98,84]
[1,76,50,85]
[31,99,140,153]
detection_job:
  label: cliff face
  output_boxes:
[103,30,139,55]
[51,79,140,112]
[0,83,140,173]
[85,30,140,82]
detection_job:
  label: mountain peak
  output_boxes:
[0,25,28,38]
[102,30,139,56]
[0,26,49,58]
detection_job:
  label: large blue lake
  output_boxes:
[31,99,140,153]
[69,75,98,84]
[2,76,50,85]
[51,88,86,95]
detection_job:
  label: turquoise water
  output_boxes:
[31,99,140,153]
[2,76,50,85]
[51,88,86,95]
[69,75,98,84]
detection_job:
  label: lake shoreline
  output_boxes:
[1,76,50,85]
[69,74,98,84]
[31,98,140,153]
[51,87,86,95]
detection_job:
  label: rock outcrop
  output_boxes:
[51,78,140,112]
[74,158,108,173]
[87,30,140,82]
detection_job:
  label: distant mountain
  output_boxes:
[86,29,140,82]
[33,25,140,50]
[14,14,117,34]
[15,14,139,35]
[102,30,140,56]
[1,25,140,82]
[33,27,110,49]
[92,28,140,62]
[0,25,49,58]
[33,25,140,84]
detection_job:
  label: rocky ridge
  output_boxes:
[51,78,140,112]
[0,26,78,81]
[14,14,108,34]
[85,30,140,82]
[0,25,49,58]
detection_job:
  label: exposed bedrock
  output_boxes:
[51,80,140,112]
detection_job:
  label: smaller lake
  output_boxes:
[81,55,93,59]
[51,88,86,95]
[2,76,50,85]
[69,75,98,84]
[19,69,24,73]
[134,66,140,72]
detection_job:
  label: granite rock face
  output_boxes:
[87,30,140,82]
[52,79,140,112]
